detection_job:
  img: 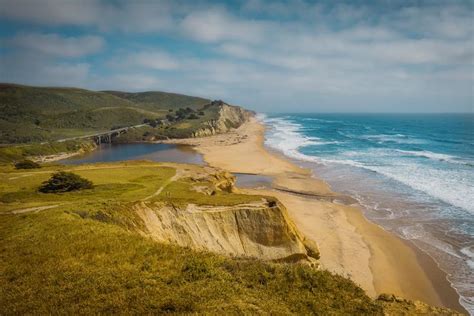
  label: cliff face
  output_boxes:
[134,167,319,263]
[191,104,253,137]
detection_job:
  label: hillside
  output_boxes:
[1,161,461,315]
[0,83,210,144]
[0,161,462,315]
[103,90,210,111]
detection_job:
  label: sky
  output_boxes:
[0,0,472,113]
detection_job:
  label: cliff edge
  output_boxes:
[191,101,254,137]
[134,166,319,263]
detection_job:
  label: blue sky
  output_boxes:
[0,0,472,113]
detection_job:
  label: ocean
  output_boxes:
[260,113,474,313]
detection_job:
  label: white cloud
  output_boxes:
[102,74,162,91]
[0,0,102,26]
[0,0,176,32]
[108,50,181,70]
[180,9,267,43]
[9,33,104,57]
[0,52,90,87]
[0,0,472,112]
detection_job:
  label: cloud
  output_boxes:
[0,0,176,32]
[180,9,267,43]
[110,51,180,70]
[101,74,162,91]
[0,0,102,26]
[9,33,105,57]
[0,0,472,112]
[0,52,90,87]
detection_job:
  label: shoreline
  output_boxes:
[164,117,466,313]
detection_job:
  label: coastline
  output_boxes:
[165,117,466,313]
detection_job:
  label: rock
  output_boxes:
[192,103,253,137]
[135,200,312,262]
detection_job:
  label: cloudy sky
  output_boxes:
[0,0,472,112]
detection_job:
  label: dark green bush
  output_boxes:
[14,159,41,169]
[39,171,93,193]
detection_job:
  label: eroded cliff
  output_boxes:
[191,103,253,137]
[134,165,318,263]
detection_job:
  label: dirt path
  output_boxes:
[9,205,59,214]
[142,170,183,201]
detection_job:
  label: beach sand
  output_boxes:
[166,117,465,313]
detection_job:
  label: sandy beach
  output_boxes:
[166,117,465,313]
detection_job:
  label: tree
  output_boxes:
[39,171,93,193]
[14,159,41,169]
[188,113,199,119]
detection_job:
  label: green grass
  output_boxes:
[158,179,262,206]
[0,140,96,163]
[0,161,265,215]
[0,160,457,314]
[104,90,210,110]
[0,206,382,315]
[0,83,211,144]
[0,162,176,212]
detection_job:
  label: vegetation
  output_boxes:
[0,83,210,144]
[0,161,384,314]
[0,161,460,315]
[0,84,247,163]
[14,159,40,169]
[0,139,95,163]
[39,171,93,193]
[0,209,382,315]
[103,90,209,111]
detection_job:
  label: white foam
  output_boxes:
[460,246,474,270]
[361,134,425,144]
[364,163,474,214]
[395,149,469,165]
[262,116,332,163]
[263,116,474,214]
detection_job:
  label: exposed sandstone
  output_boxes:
[135,200,318,263]
[191,104,253,137]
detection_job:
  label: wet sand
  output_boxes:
[165,117,466,313]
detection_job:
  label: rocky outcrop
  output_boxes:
[133,167,319,263]
[191,103,253,137]
[135,200,318,263]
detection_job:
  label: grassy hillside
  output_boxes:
[0,83,211,144]
[0,161,381,314]
[0,139,95,164]
[0,161,462,315]
[104,90,210,111]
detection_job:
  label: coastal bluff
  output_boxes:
[135,166,319,263]
[191,101,254,138]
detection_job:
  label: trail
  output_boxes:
[8,205,59,214]
[142,170,183,201]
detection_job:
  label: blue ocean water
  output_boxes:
[260,113,474,313]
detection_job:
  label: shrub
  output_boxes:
[14,159,41,169]
[39,171,93,193]
[188,113,199,120]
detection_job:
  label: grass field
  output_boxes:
[0,161,383,315]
